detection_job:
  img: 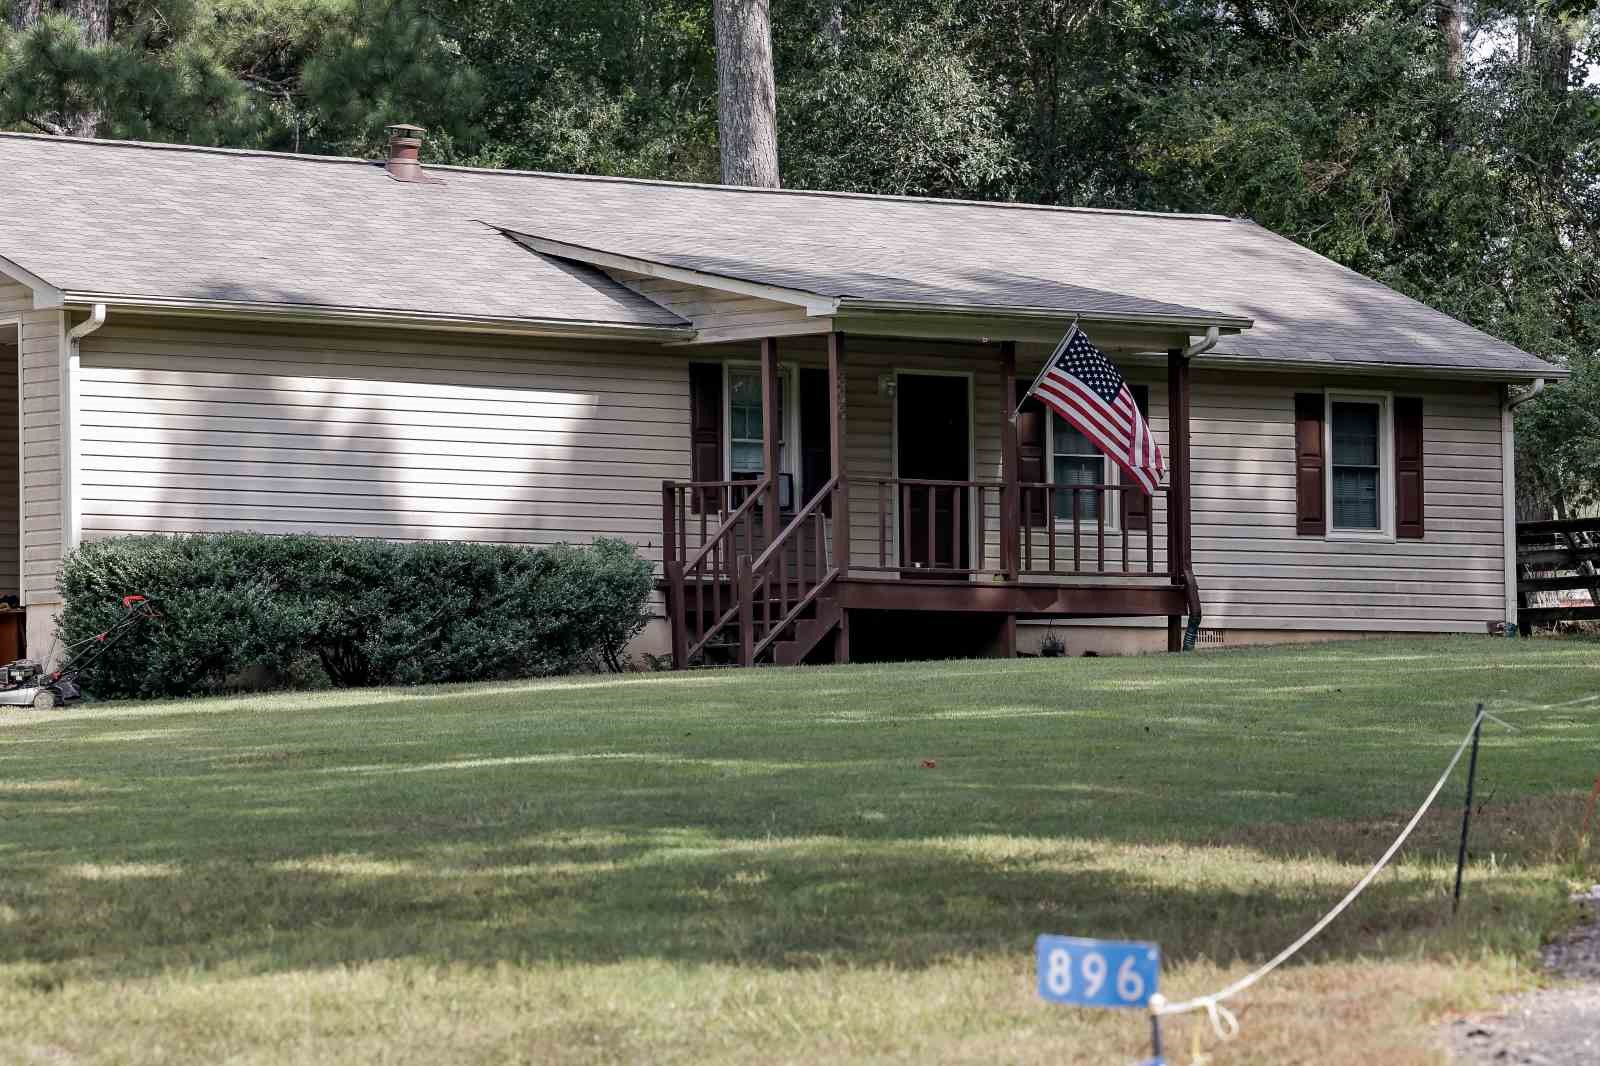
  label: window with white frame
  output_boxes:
[1328,397,1387,532]
[1050,413,1111,522]
[726,364,796,508]
[727,366,784,478]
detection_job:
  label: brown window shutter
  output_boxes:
[1013,380,1048,528]
[688,362,723,513]
[1395,396,1424,539]
[1294,393,1326,536]
[1125,384,1152,530]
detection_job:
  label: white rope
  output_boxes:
[1151,704,1491,1039]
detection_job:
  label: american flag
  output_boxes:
[1020,326,1164,495]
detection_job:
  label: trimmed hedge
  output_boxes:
[58,533,653,699]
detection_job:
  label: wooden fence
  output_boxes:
[1516,517,1600,631]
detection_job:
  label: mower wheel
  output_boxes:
[31,689,57,710]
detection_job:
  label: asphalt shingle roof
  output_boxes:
[0,133,1560,377]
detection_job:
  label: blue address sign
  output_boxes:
[1035,935,1160,1009]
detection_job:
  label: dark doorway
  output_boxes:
[896,373,970,576]
[798,367,832,513]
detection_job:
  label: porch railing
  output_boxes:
[661,479,767,568]
[663,477,770,664]
[856,479,1003,577]
[852,479,1167,578]
[663,476,1169,667]
[745,477,842,661]
[1017,482,1164,577]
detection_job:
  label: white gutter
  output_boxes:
[61,293,694,342]
[1199,352,1563,384]
[1181,326,1220,358]
[1500,377,1546,630]
[1506,377,1546,410]
[63,303,106,551]
[835,298,1252,332]
[67,302,107,344]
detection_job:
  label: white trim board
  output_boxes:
[0,316,18,609]
[503,230,840,317]
[1323,389,1396,542]
[0,255,64,310]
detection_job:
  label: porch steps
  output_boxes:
[771,595,843,666]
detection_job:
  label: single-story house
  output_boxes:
[0,128,1562,666]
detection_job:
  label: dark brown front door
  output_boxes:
[896,373,970,577]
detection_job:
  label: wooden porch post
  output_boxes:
[760,336,780,544]
[1166,347,1192,652]
[829,331,848,573]
[999,341,1019,581]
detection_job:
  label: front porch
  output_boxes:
[661,332,1201,667]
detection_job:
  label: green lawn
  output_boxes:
[2,637,1597,1065]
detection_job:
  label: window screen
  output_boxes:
[1331,401,1380,530]
[728,368,784,478]
[1051,414,1107,521]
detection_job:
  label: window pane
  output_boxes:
[1050,413,1106,521]
[728,368,783,453]
[1332,402,1379,466]
[1330,400,1382,530]
[1053,457,1102,520]
[1051,414,1097,457]
[1332,467,1379,529]
[730,443,787,477]
[730,441,763,475]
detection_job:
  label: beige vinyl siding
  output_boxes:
[69,313,1507,634]
[76,320,691,607]
[0,280,35,316]
[1187,372,1504,632]
[13,290,62,604]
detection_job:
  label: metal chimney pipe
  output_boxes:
[384,123,438,184]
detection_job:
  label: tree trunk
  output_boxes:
[713,0,780,188]
[1546,30,1573,98]
[71,0,108,41]
[64,0,109,137]
[1436,0,1463,80]
[9,0,43,30]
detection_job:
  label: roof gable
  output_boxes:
[0,132,1561,378]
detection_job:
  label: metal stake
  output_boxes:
[1452,703,1484,916]
[1149,1012,1164,1064]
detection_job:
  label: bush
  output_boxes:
[57,533,653,699]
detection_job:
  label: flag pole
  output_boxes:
[1011,319,1079,422]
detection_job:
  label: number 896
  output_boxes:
[1044,948,1146,1003]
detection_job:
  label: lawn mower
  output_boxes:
[0,595,158,709]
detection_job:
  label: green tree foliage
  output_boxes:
[1,0,1597,508]
[426,0,719,175]
[0,0,479,153]
[775,1,1013,195]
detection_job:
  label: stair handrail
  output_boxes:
[672,476,771,667]
[752,476,838,573]
[682,476,770,572]
[748,477,842,661]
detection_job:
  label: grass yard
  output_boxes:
[2,637,1598,1065]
